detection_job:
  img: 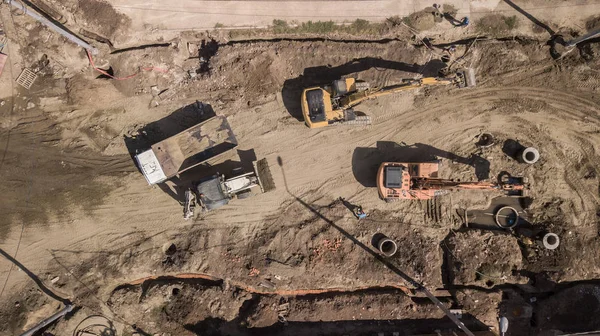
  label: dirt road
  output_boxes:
[106,0,600,35]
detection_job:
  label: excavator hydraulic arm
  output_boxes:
[338,71,473,109]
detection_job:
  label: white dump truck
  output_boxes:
[135,116,238,185]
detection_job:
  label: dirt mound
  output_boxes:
[445,231,523,287]
[404,8,437,31]
[76,0,131,39]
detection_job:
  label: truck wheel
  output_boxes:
[236,190,253,199]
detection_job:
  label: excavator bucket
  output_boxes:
[254,158,276,193]
[183,189,196,220]
[456,68,476,88]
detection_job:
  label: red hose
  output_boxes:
[86,50,168,80]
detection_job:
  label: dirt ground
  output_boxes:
[3,1,600,336]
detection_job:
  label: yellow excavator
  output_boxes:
[300,68,476,128]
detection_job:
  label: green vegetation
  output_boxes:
[228,17,407,39]
[272,19,289,33]
[476,14,520,35]
[214,22,225,28]
[503,15,518,30]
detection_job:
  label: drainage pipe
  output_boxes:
[565,28,600,48]
[19,304,74,336]
[5,0,98,54]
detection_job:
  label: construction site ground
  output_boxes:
[2,1,600,335]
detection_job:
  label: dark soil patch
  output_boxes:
[77,0,131,39]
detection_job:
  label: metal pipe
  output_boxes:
[565,27,600,47]
[5,0,98,54]
[19,304,74,336]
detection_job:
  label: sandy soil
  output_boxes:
[2,1,600,336]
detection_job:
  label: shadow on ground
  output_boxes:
[464,196,533,232]
[352,141,490,187]
[123,101,217,162]
[281,57,447,121]
[184,315,491,336]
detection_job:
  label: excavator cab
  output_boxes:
[304,88,329,124]
[301,77,371,128]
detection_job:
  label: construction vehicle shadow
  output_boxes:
[276,156,476,335]
[503,0,555,36]
[352,141,490,187]
[502,139,528,161]
[184,314,491,336]
[281,57,447,121]
[123,101,217,166]
[156,149,258,205]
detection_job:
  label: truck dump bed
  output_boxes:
[136,116,237,184]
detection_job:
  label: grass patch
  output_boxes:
[214,22,224,28]
[476,14,519,35]
[504,15,518,30]
[298,20,337,33]
[230,18,398,39]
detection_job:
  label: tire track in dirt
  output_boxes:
[210,84,600,230]
[304,85,600,216]
[59,154,136,174]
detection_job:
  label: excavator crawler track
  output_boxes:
[332,115,372,126]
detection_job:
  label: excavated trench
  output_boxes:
[109,272,600,336]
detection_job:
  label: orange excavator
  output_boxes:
[377,161,528,201]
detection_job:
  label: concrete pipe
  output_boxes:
[377,237,398,257]
[476,133,495,148]
[495,206,519,229]
[542,233,560,250]
[520,147,540,164]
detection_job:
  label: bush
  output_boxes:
[272,19,289,33]
[504,15,518,30]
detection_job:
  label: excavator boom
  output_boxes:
[339,77,457,109]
